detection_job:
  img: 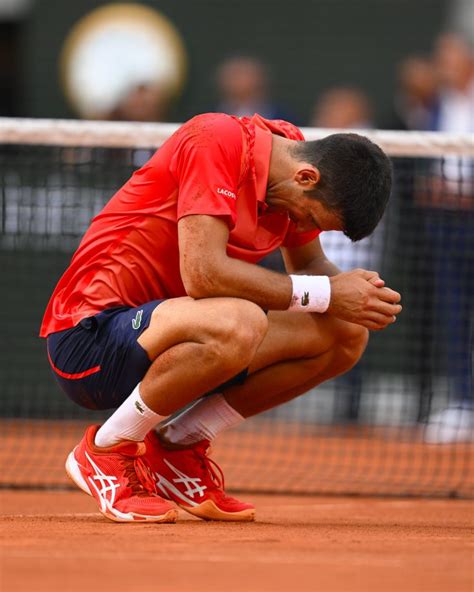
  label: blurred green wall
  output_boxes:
[21,0,448,125]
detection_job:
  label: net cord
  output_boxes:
[0,117,473,157]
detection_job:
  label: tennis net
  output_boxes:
[1,118,473,497]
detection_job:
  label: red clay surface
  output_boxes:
[0,491,472,592]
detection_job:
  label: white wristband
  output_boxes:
[288,275,331,313]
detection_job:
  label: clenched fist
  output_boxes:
[327,269,402,330]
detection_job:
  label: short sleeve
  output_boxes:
[282,223,321,248]
[170,115,243,229]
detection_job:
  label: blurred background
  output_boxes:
[0,0,472,126]
[0,0,472,495]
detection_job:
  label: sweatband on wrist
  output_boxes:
[288,275,331,313]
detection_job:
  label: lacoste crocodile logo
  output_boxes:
[132,310,143,330]
[135,401,145,415]
[301,292,310,306]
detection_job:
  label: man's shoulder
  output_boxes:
[168,113,244,166]
[179,113,242,140]
[176,112,303,145]
[249,114,304,141]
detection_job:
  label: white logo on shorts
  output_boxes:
[132,310,143,330]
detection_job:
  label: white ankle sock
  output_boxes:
[159,393,244,445]
[95,383,165,447]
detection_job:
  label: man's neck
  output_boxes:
[267,134,296,189]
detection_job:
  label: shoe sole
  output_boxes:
[100,508,178,524]
[65,450,178,524]
[154,474,256,521]
[178,499,256,522]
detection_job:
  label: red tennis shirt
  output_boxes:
[40,113,319,337]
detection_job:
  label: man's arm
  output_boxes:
[280,236,342,277]
[178,215,401,330]
[179,214,293,310]
[282,235,387,282]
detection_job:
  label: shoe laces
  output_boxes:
[194,445,226,492]
[123,456,157,496]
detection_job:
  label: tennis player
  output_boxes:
[40,113,401,523]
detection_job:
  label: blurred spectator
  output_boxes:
[310,87,384,422]
[61,81,170,170]
[106,82,170,123]
[214,56,293,121]
[391,56,439,130]
[433,32,474,136]
[421,33,474,443]
[104,81,172,169]
[310,87,373,129]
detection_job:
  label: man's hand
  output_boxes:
[327,269,402,330]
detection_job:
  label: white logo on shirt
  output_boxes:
[217,187,236,199]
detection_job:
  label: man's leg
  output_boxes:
[95,296,268,442]
[145,310,367,521]
[66,296,268,523]
[226,310,368,416]
[139,297,268,414]
[160,310,368,444]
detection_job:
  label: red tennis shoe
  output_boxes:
[144,430,256,521]
[65,425,178,523]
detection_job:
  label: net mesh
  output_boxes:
[1,118,473,497]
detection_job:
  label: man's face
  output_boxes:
[286,194,344,233]
[267,185,344,233]
[266,151,345,233]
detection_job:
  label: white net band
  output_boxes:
[0,117,473,157]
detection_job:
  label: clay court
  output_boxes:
[1,420,473,591]
[1,491,472,592]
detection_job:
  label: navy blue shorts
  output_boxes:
[46,301,248,411]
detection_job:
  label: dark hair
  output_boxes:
[292,134,392,241]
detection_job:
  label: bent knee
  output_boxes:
[333,322,368,368]
[213,299,268,356]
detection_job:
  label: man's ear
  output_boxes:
[295,166,320,189]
